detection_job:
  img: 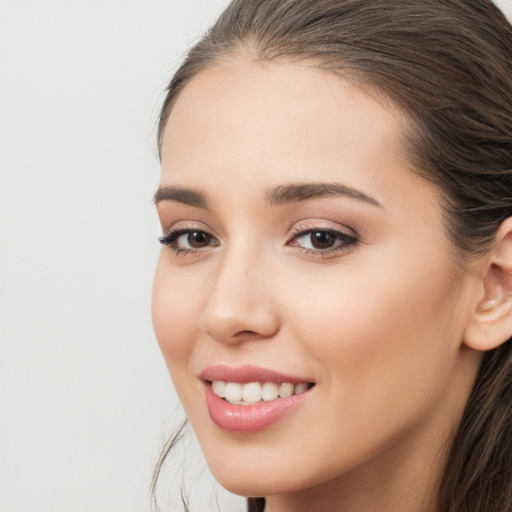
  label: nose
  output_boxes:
[199,248,280,345]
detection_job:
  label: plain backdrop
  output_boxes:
[1,1,512,511]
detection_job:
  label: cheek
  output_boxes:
[282,251,463,402]
[151,255,202,379]
[152,256,212,432]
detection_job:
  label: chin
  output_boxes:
[207,458,317,498]
[217,477,293,498]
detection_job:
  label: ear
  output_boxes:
[463,217,512,352]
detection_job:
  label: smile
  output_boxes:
[200,365,315,432]
[212,380,311,405]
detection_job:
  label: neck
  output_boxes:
[264,441,444,512]
[265,436,445,512]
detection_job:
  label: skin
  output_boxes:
[152,56,486,512]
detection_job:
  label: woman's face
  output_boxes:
[153,58,482,501]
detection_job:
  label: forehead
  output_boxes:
[161,57,409,182]
[157,57,444,234]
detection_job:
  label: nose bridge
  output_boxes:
[200,237,279,343]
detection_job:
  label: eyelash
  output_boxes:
[289,225,359,257]
[158,227,219,256]
[159,225,359,257]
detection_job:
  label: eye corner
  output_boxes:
[158,225,220,257]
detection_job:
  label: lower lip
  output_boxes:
[204,384,311,432]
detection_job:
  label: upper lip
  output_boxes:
[200,364,314,384]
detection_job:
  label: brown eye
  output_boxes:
[290,228,358,254]
[310,231,337,249]
[159,228,219,252]
[187,231,212,248]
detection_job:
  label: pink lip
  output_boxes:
[200,365,314,433]
[200,364,312,384]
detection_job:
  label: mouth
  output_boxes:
[200,365,315,432]
[210,380,313,406]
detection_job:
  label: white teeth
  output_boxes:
[212,380,311,404]
[224,382,243,402]
[294,382,309,395]
[278,383,294,398]
[242,382,262,403]
[261,382,278,401]
[212,380,226,398]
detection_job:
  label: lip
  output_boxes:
[200,365,314,432]
[200,364,313,384]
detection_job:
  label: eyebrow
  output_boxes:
[265,182,382,207]
[153,182,382,209]
[153,186,209,209]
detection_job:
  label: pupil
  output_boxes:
[188,231,210,248]
[311,231,335,249]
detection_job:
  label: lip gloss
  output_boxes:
[200,365,313,432]
[205,384,310,432]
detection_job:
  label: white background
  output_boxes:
[1,1,511,511]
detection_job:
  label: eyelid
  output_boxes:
[287,221,359,257]
[158,219,359,258]
[160,220,214,239]
[159,222,219,255]
[290,220,358,240]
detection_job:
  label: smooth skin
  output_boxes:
[152,55,512,512]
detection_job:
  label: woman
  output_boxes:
[151,1,512,511]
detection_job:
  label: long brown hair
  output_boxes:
[153,1,512,510]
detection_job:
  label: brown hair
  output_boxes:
[153,1,512,510]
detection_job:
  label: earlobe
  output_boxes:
[463,218,512,352]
